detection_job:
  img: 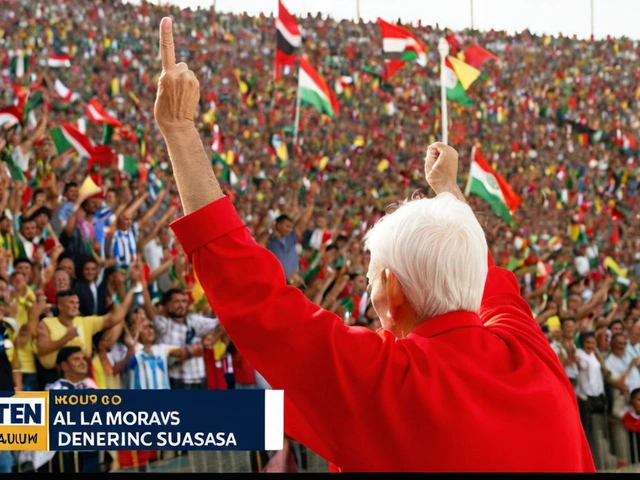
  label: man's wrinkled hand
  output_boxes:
[154,17,200,136]
[424,142,460,196]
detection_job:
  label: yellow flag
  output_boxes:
[111,77,120,96]
[318,156,329,170]
[225,150,234,165]
[79,175,102,198]
[377,159,390,172]
[447,56,481,90]
[605,256,627,278]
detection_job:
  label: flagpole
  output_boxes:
[293,77,302,146]
[438,37,450,145]
[356,0,360,22]
[590,0,594,39]
[470,0,474,30]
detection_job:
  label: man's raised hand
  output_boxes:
[154,17,200,136]
[424,142,465,201]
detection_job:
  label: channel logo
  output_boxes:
[0,392,49,450]
[0,398,45,426]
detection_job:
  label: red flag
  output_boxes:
[275,0,301,80]
[461,44,499,70]
[85,98,122,127]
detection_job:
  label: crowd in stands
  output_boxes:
[1,0,640,472]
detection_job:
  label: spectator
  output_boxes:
[622,388,640,463]
[35,288,132,377]
[153,289,218,390]
[39,346,100,473]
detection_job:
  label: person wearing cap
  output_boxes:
[155,17,594,472]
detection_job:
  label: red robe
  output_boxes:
[171,197,595,472]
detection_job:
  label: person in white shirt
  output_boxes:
[605,333,640,418]
[576,332,606,448]
[550,317,580,392]
[626,320,640,359]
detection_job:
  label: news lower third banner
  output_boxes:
[0,390,284,451]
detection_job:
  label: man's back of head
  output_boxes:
[365,192,488,322]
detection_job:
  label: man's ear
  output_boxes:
[385,269,405,311]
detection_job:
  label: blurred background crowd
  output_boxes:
[1,0,640,472]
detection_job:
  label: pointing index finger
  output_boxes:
[159,17,176,71]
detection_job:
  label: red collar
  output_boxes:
[408,311,484,339]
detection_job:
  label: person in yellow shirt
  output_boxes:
[10,270,36,391]
[35,286,132,380]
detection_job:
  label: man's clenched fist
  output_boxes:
[424,142,460,197]
[154,17,200,136]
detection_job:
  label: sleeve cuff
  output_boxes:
[170,196,246,256]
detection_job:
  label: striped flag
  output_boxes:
[211,124,223,153]
[444,56,480,106]
[53,79,76,102]
[47,53,72,68]
[464,146,522,223]
[298,56,339,118]
[275,0,301,80]
[0,107,21,129]
[49,124,94,158]
[117,154,138,177]
[10,51,28,78]
[85,98,122,127]
[378,18,427,80]
[11,85,29,111]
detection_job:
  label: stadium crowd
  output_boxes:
[1,0,640,472]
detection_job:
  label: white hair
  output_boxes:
[364,192,488,320]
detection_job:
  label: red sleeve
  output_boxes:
[171,197,397,463]
[481,248,548,330]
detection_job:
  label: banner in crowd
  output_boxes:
[0,390,283,451]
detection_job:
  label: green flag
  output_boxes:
[103,124,114,145]
[22,90,43,122]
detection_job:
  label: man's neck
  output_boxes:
[64,374,84,384]
[58,314,74,324]
[169,316,185,323]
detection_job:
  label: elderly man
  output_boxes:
[154,18,594,472]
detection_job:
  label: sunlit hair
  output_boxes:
[364,192,488,320]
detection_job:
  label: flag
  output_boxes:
[11,85,29,111]
[212,153,238,186]
[605,256,627,278]
[298,56,339,118]
[459,44,499,70]
[103,124,115,145]
[117,154,138,177]
[191,29,204,41]
[53,78,76,102]
[211,124,223,153]
[47,53,72,68]
[275,0,301,80]
[85,98,122,127]
[10,52,28,78]
[444,56,480,106]
[22,89,43,122]
[268,132,289,162]
[0,146,26,182]
[464,146,522,223]
[70,117,87,135]
[0,107,21,129]
[233,69,256,106]
[49,124,94,158]
[378,18,427,67]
